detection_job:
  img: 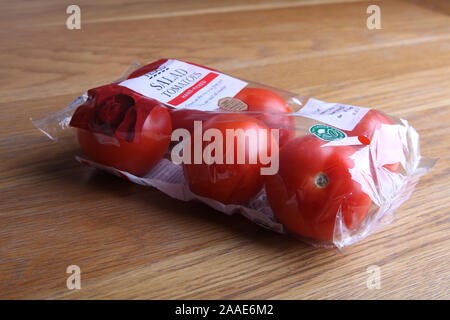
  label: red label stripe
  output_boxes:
[167,72,218,106]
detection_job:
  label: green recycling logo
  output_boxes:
[309,124,346,141]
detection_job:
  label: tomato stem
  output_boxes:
[314,173,329,188]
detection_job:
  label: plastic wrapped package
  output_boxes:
[33,59,435,249]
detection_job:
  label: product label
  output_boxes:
[296,98,371,131]
[309,124,347,141]
[119,59,248,111]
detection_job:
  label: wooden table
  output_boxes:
[1,0,449,299]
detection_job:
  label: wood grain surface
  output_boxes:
[0,0,449,299]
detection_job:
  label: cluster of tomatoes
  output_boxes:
[70,61,400,241]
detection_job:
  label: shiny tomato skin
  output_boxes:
[77,105,172,176]
[235,88,295,147]
[265,135,372,241]
[350,110,393,138]
[234,87,290,112]
[349,110,400,172]
[183,114,275,204]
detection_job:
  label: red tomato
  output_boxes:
[77,105,172,176]
[350,110,393,139]
[183,114,276,204]
[234,88,295,147]
[348,110,400,172]
[265,135,372,241]
[171,88,295,147]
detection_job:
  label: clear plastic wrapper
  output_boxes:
[33,59,435,249]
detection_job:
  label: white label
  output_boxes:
[119,59,248,111]
[296,98,371,131]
